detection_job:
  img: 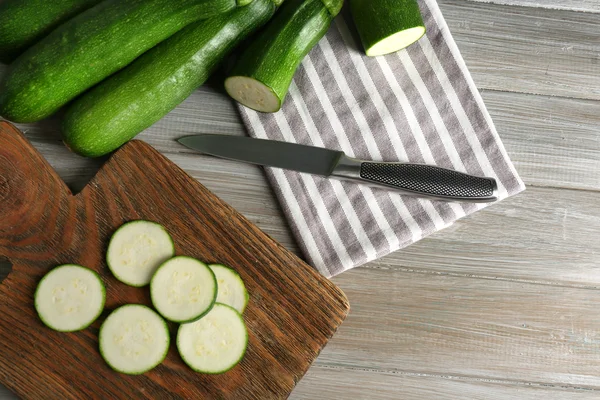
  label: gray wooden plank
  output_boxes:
[439,0,600,100]
[464,0,600,13]
[10,84,600,192]
[3,84,600,288]
[316,267,600,388]
[482,90,600,191]
[292,365,600,399]
[377,185,600,287]
[2,361,598,400]
[2,2,600,101]
[10,131,600,289]
[0,387,13,400]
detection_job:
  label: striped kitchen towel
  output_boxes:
[237,0,526,277]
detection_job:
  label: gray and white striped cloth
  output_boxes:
[237,0,525,277]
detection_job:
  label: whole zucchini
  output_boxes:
[225,0,332,113]
[320,0,344,17]
[349,0,425,57]
[0,0,103,64]
[62,0,276,158]
[0,0,236,123]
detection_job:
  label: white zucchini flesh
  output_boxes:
[366,27,426,57]
[106,220,175,287]
[150,256,217,323]
[210,264,248,313]
[177,303,247,374]
[99,304,169,375]
[224,76,280,113]
[35,264,105,332]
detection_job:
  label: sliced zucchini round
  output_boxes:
[99,304,170,375]
[210,264,249,314]
[35,264,105,332]
[150,256,217,323]
[106,220,175,287]
[177,303,248,374]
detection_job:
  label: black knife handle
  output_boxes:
[359,162,498,202]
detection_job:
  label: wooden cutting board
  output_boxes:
[0,121,349,399]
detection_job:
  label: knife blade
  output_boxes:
[178,134,498,203]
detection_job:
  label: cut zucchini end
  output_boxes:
[365,26,426,57]
[35,264,106,333]
[177,303,248,374]
[99,304,170,375]
[106,220,175,287]
[150,256,218,323]
[225,76,281,113]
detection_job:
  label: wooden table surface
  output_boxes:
[1,0,599,398]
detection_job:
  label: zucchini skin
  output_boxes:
[62,0,276,158]
[226,0,332,112]
[349,0,425,56]
[0,0,237,123]
[320,0,344,17]
[0,0,103,64]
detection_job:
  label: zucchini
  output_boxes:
[0,0,103,64]
[320,0,344,17]
[210,264,249,314]
[177,303,248,374]
[62,0,277,158]
[150,257,218,323]
[106,220,175,287]
[349,0,426,57]
[34,264,106,332]
[225,0,332,113]
[0,0,237,123]
[99,304,170,375]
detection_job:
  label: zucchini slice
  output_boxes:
[106,220,175,287]
[349,0,426,57]
[210,264,249,313]
[35,264,105,332]
[150,257,217,323]
[225,0,332,113]
[99,304,170,375]
[177,303,248,374]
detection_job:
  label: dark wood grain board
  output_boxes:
[0,121,349,400]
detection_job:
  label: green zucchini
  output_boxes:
[320,0,344,17]
[0,0,103,64]
[62,0,276,158]
[0,0,236,123]
[349,0,426,57]
[225,0,332,113]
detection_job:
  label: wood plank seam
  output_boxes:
[356,264,600,290]
[311,363,600,392]
[461,0,600,14]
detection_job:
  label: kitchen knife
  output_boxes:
[178,134,498,203]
